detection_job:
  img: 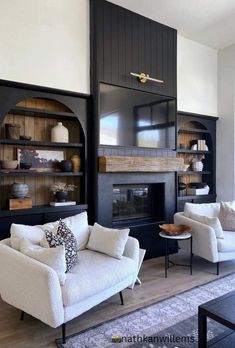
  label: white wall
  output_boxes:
[177,35,218,116]
[0,0,90,94]
[217,45,235,201]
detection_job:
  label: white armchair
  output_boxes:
[174,202,235,275]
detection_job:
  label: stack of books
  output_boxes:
[50,201,76,207]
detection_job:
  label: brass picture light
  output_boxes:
[130,72,164,84]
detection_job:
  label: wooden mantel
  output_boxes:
[99,156,184,173]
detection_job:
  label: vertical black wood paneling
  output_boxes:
[91,0,177,98]
[118,7,126,86]
[111,5,119,83]
[145,18,151,89]
[132,13,139,90]
[162,26,168,95]
[157,23,163,92]
[103,2,112,82]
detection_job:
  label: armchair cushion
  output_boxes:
[189,212,224,239]
[61,249,135,306]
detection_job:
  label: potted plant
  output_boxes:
[50,182,77,202]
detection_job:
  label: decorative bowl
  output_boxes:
[20,162,32,170]
[159,224,192,236]
[1,160,18,170]
[20,135,32,141]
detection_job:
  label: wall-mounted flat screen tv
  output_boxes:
[99,83,176,149]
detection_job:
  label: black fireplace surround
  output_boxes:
[97,172,176,259]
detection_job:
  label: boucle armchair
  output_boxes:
[0,214,140,343]
[174,202,235,275]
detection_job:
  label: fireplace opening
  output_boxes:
[112,183,165,223]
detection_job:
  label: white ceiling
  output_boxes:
[108,0,235,49]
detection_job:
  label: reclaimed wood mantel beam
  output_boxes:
[99,156,184,173]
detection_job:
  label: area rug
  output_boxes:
[56,272,235,348]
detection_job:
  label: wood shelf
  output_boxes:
[0,139,83,148]
[0,171,83,177]
[0,203,88,217]
[178,127,210,134]
[177,149,211,154]
[10,106,76,120]
[178,194,216,201]
[177,171,211,175]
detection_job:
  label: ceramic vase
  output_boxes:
[51,122,69,143]
[71,155,81,172]
[60,160,73,172]
[5,123,21,140]
[56,191,69,202]
[11,182,29,198]
[192,161,203,171]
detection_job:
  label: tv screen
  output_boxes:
[99,83,176,149]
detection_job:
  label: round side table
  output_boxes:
[159,231,192,278]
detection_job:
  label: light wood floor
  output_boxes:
[1,253,235,348]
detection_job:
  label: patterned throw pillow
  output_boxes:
[45,219,78,271]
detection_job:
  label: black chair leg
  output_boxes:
[62,323,66,344]
[217,262,220,275]
[20,311,25,321]
[119,291,124,305]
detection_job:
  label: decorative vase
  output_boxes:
[51,122,69,143]
[11,182,29,198]
[60,160,73,172]
[71,155,81,172]
[55,191,69,202]
[5,123,21,140]
[192,161,203,171]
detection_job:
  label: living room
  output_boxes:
[0,0,235,347]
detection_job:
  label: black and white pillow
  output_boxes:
[45,219,78,271]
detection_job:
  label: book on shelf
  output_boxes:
[50,201,76,207]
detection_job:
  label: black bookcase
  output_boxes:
[176,111,218,212]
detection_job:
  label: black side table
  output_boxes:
[159,231,192,278]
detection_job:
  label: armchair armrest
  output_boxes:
[123,236,139,264]
[0,243,64,328]
[174,212,218,262]
[123,236,140,286]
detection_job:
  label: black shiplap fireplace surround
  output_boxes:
[97,171,177,259]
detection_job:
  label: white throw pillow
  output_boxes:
[86,223,129,259]
[189,212,224,239]
[62,212,90,250]
[19,238,66,285]
[10,222,56,250]
[219,201,235,231]
[10,212,89,252]
[184,202,220,218]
